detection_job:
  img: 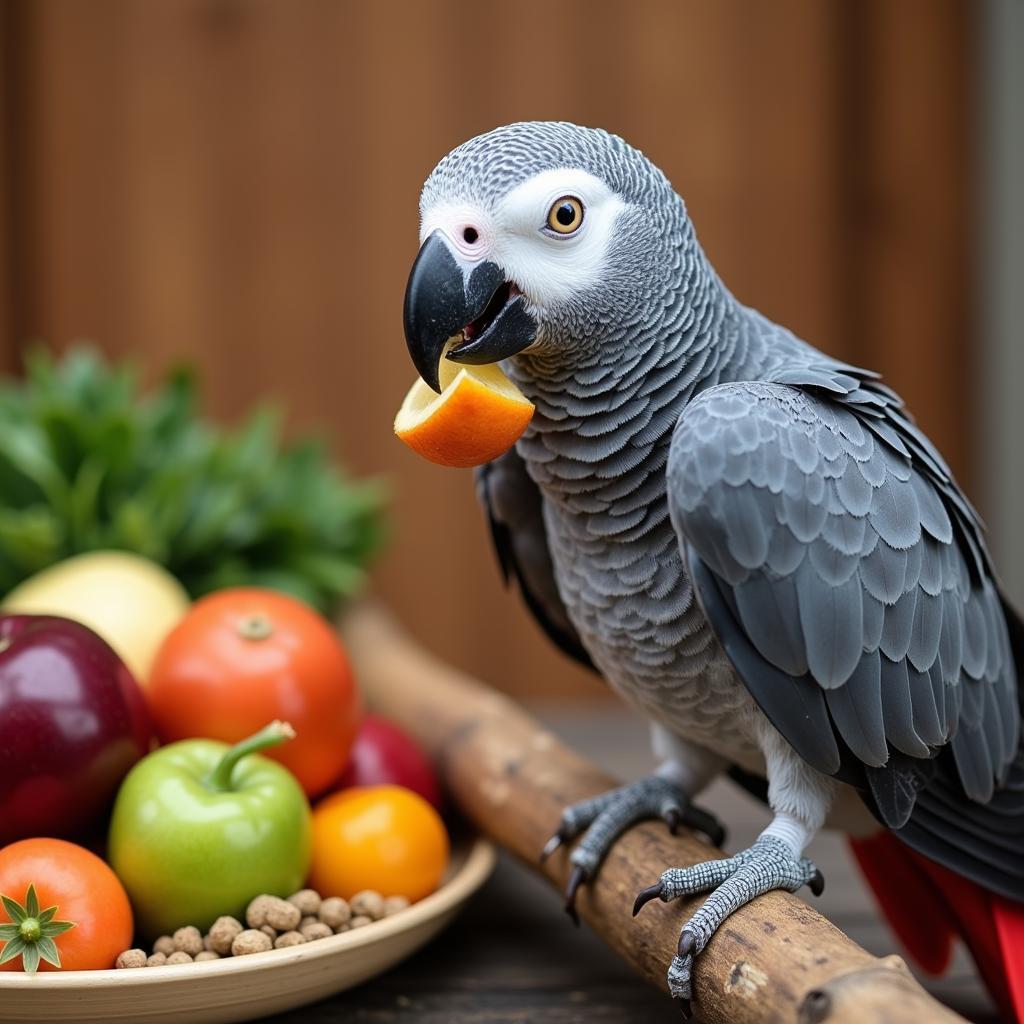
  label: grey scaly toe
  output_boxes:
[541,776,726,922]
[633,834,823,1002]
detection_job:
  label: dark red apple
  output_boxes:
[0,614,152,845]
[337,714,441,809]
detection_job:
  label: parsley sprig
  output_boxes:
[0,347,386,614]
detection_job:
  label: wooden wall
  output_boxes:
[0,0,975,701]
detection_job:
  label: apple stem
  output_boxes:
[205,720,296,792]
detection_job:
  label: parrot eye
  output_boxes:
[546,196,584,235]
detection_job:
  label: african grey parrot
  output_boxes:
[401,122,1024,1015]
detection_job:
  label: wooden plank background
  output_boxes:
[0,0,974,701]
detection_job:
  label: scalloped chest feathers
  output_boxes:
[538,468,765,762]
[505,301,798,762]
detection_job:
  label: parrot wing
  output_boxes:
[477,447,596,670]
[666,363,1024,901]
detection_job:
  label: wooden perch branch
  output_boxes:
[341,602,968,1024]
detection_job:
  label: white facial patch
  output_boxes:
[420,168,628,314]
[419,202,496,264]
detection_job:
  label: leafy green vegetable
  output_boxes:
[0,347,386,614]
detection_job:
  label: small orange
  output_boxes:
[394,357,534,468]
[309,784,449,902]
[0,838,134,972]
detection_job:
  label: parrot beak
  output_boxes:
[403,231,538,392]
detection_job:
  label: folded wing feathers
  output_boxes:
[668,366,1018,803]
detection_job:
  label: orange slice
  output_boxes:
[394,356,534,468]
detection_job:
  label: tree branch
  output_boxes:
[341,602,968,1024]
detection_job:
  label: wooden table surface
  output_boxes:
[268,708,999,1024]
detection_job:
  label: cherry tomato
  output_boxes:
[0,838,133,972]
[147,588,360,797]
[337,715,441,809]
[309,785,448,902]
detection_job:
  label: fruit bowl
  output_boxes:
[0,836,495,1024]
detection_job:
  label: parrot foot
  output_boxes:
[634,835,824,1002]
[540,775,726,924]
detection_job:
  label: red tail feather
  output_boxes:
[851,832,1024,1022]
[995,900,1024,1021]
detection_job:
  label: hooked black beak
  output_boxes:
[403,231,538,392]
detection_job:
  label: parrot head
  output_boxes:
[404,122,689,392]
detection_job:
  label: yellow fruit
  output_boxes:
[2,551,190,683]
[394,357,534,468]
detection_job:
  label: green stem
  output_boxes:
[237,614,274,641]
[0,884,75,972]
[205,720,296,792]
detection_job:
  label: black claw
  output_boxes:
[632,882,663,917]
[705,820,727,849]
[664,807,682,835]
[540,830,565,863]
[808,869,825,897]
[676,996,693,1020]
[677,929,695,958]
[563,865,587,926]
[683,805,727,848]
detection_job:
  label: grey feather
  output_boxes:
[835,459,874,516]
[797,561,863,688]
[869,475,922,550]
[686,547,841,774]
[862,592,886,652]
[938,590,965,684]
[961,676,987,730]
[809,536,861,586]
[928,664,950,738]
[907,665,946,747]
[822,511,867,556]
[962,594,990,679]
[983,685,1007,777]
[856,446,889,487]
[860,541,909,606]
[826,653,888,766]
[903,538,924,592]
[919,539,945,597]
[721,485,771,571]
[866,755,933,829]
[781,483,829,544]
[908,591,944,673]
[734,574,808,677]
[912,472,954,543]
[879,588,917,663]
[766,522,807,575]
[880,656,930,758]
[953,725,996,803]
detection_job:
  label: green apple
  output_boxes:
[108,721,312,937]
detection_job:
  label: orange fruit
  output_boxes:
[147,587,360,797]
[394,357,534,468]
[309,784,449,902]
[0,838,134,972]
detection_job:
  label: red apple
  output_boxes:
[337,715,441,809]
[0,614,152,845]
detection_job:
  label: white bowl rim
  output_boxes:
[0,836,496,991]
